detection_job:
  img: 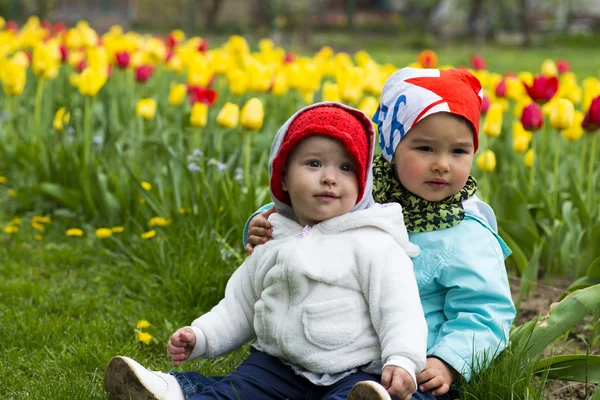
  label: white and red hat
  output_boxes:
[374,68,483,162]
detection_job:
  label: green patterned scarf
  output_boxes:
[372,155,477,233]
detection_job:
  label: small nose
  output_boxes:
[432,154,450,172]
[321,167,338,186]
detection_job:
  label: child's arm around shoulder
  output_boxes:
[187,244,272,360]
[429,217,516,381]
[357,232,427,391]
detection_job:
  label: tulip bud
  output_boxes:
[358,96,379,120]
[271,73,288,97]
[476,150,496,172]
[513,135,530,154]
[168,83,187,106]
[483,103,503,137]
[562,111,584,141]
[541,59,558,77]
[78,67,107,97]
[216,103,240,128]
[521,103,544,131]
[322,82,341,103]
[418,50,438,68]
[240,98,264,131]
[481,95,491,115]
[556,59,570,74]
[190,102,208,127]
[523,75,559,104]
[495,79,507,98]
[115,51,131,69]
[524,149,535,168]
[582,95,600,133]
[53,107,70,131]
[549,98,574,130]
[136,98,157,120]
[470,55,486,70]
[135,65,154,83]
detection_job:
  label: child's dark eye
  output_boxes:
[453,148,468,154]
[340,163,354,172]
[307,160,321,167]
[416,146,433,152]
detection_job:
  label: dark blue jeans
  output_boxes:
[170,350,455,400]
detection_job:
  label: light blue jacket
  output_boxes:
[243,204,516,382]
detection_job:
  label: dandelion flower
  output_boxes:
[31,222,45,232]
[10,218,22,226]
[148,217,171,227]
[141,181,152,191]
[5,225,19,234]
[111,226,125,233]
[136,320,151,329]
[136,331,152,345]
[141,230,157,239]
[66,228,84,237]
[95,228,112,239]
[0,176,7,184]
[32,216,51,224]
[8,189,16,197]
[34,234,43,241]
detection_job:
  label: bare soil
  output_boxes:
[509,276,598,399]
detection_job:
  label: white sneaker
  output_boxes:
[104,356,185,400]
[347,381,392,400]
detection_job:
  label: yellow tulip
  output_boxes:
[549,98,574,130]
[78,67,107,97]
[301,91,315,105]
[0,60,26,96]
[322,82,341,103]
[240,98,264,131]
[354,50,371,67]
[541,59,558,77]
[0,16,5,30]
[476,150,497,172]
[518,71,534,88]
[524,149,535,168]
[512,121,533,141]
[358,96,379,119]
[32,44,60,79]
[216,103,239,128]
[271,72,288,97]
[168,83,187,106]
[513,135,530,154]
[53,107,70,131]
[227,69,248,96]
[190,102,208,128]
[95,228,113,239]
[483,103,503,137]
[136,98,157,120]
[562,111,584,142]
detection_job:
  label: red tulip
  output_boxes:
[187,85,218,106]
[495,79,507,98]
[6,20,18,31]
[521,103,544,131]
[166,49,174,62]
[582,96,600,132]
[115,51,131,69]
[166,33,178,48]
[197,39,209,53]
[505,71,517,78]
[76,59,88,73]
[556,59,570,74]
[41,20,52,30]
[135,65,154,82]
[284,52,296,64]
[481,95,490,115]
[60,45,69,62]
[523,75,558,104]
[470,55,486,70]
[53,23,67,34]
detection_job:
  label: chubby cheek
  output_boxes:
[395,153,426,188]
[453,157,474,188]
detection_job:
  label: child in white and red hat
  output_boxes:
[105,102,427,400]
[246,68,516,399]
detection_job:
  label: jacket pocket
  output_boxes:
[302,297,364,350]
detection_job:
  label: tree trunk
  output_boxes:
[520,0,531,47]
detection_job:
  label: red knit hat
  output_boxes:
[270,105,370,206]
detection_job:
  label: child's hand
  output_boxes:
[416,357,458,396]
[245,207,276,254]
[381,365,415,400]
[167,327,196,366]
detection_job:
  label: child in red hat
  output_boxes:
[105,102,427,400]
[245,68,516,399]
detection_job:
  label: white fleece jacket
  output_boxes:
[187,203,427,387]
